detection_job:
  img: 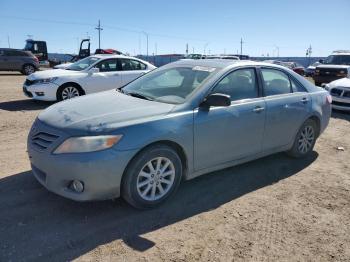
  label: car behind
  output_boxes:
[325,77,350,111]
[0,48,39,75]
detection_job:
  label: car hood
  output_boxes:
[38,90,175,133]
[317,65,350,69]
[53,63,73,69]
[27,69,81,80]
[328,77,350,88]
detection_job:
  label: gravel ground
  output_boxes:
[0,72,349,262]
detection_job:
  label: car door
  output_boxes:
[259,67,311,151]
[83,58,122,94]
[194,67,266,171]
[119,58,148,86]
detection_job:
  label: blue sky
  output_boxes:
[0,0,349,57]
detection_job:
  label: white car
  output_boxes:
[53,62,73,69]
[325,77,350,111]
[23,55,156,101]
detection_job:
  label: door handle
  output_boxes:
[253,106,265,113]
[301,97,309,103]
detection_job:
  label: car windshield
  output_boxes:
[122,66,217,104]
[324,55,350,65]
[67,57,100,71]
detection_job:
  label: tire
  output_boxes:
[57,84,84,101]
[122,144,183,209]
[22,64,36,75]
[287,119,318,158]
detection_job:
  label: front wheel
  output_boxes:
[287,119,318,158]
[57,85,83,101]
[122,144,183,209]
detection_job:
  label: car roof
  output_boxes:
[170,59,289,70]
[91,54,140,59]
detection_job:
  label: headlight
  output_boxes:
[324,84,330,90]
[53,135,123,154]
[34,77,58,85]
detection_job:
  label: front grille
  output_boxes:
[25,79,35,86]
[343,90,350,98]
[332,101,350,107]
[330,88,343,97]
[31,132,59,151]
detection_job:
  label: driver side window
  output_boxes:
[95,59,119,72]
[213,68,258,101]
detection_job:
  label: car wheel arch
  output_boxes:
[56,82,85,99]
[121,140,189,189]
[22,63,36,73]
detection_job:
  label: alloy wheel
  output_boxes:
[61,86,80,100]
[24,65,35,75]
[136,157,175,201]
[298,125,315,154]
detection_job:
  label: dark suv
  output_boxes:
[313,51,350,86]
[0,48,39,75]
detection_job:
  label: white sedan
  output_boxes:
[325,77,350,111]
[23,55,156,101]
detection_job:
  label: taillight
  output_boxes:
[326,94,332,104]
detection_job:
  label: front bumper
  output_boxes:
[331,97,350,111]
[23,82,59,101]
[27,120,138,201]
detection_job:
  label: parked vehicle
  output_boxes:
[23,55,156,101]
[0,48,39,75]
[206,55,240,60]
[184,54,205,59]
[282,62,305,76]
[27,59,331,208]
[313,50,350,86]
[263,60,284,66]
[305,62,321,77]
[24,39,91,68]
[325,77,350,111]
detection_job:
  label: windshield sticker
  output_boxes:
[192,66,216,72]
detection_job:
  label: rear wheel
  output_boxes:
[287,119,318,158]
[57,85,83,101]
[22,64,36,75]
[122,144,183,209]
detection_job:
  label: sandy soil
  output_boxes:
[0,72,349,262]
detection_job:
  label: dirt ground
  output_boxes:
[0,72,349,262]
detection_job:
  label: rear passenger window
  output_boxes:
[261,69,291,96]
[213,68,258,101]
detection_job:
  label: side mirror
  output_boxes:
[201,93,231,107]
[89,67,99,74]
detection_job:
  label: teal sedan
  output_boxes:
[27,60,331,208]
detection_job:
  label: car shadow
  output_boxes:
[331,110,350,121]
[0,99,53,111]
[0,152,318,261]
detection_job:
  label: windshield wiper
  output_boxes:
[127,92,154,101]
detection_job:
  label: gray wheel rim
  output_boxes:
[25,65,35,75]
[298,125,314,154]
[61,86,80,100]
[136,157,175,201]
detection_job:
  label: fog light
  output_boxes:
[71,180,84,193]
[35,92,45,96]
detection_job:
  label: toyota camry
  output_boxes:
[27,59,331,208]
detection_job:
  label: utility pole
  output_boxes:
[186,43,189,55]
[155,43,157,56]
[7,35,10,48]
[240,38,244,56]
[306,45,312,66]
[95,20,103,49]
